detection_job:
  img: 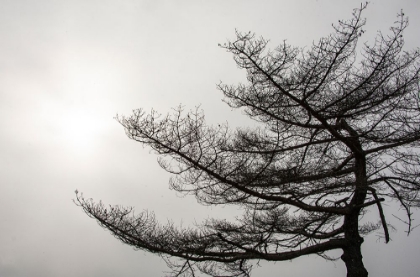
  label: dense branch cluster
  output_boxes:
[76,4,420,277]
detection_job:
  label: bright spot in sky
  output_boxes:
[59,109,103,155]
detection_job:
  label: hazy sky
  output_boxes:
[1,0,419,276]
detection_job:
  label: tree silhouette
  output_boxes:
[76,4,420,277]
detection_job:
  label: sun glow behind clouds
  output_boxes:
[53,50,122,158]
[59,108,105,155]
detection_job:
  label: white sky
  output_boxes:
[1,0,419,276]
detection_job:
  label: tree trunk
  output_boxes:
[341,131,369,277]
[342,201,368,277]
[341,236,368,277]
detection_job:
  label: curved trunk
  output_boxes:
[341,125,369,277]
[341,212,368,277]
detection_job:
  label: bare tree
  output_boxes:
[75,4,420,277]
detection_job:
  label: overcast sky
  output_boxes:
[1,0,420,276]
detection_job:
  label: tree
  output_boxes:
[75,4,420,277]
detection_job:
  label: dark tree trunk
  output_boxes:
[342,195,368,277]
[341,236,368,277]
[340,131,369,277]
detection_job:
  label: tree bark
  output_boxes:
[339,123,369,277]
[342,186,369,277]
[341,205,368,276]
[341,235,368,277]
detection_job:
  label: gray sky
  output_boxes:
[1,0,419,276]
